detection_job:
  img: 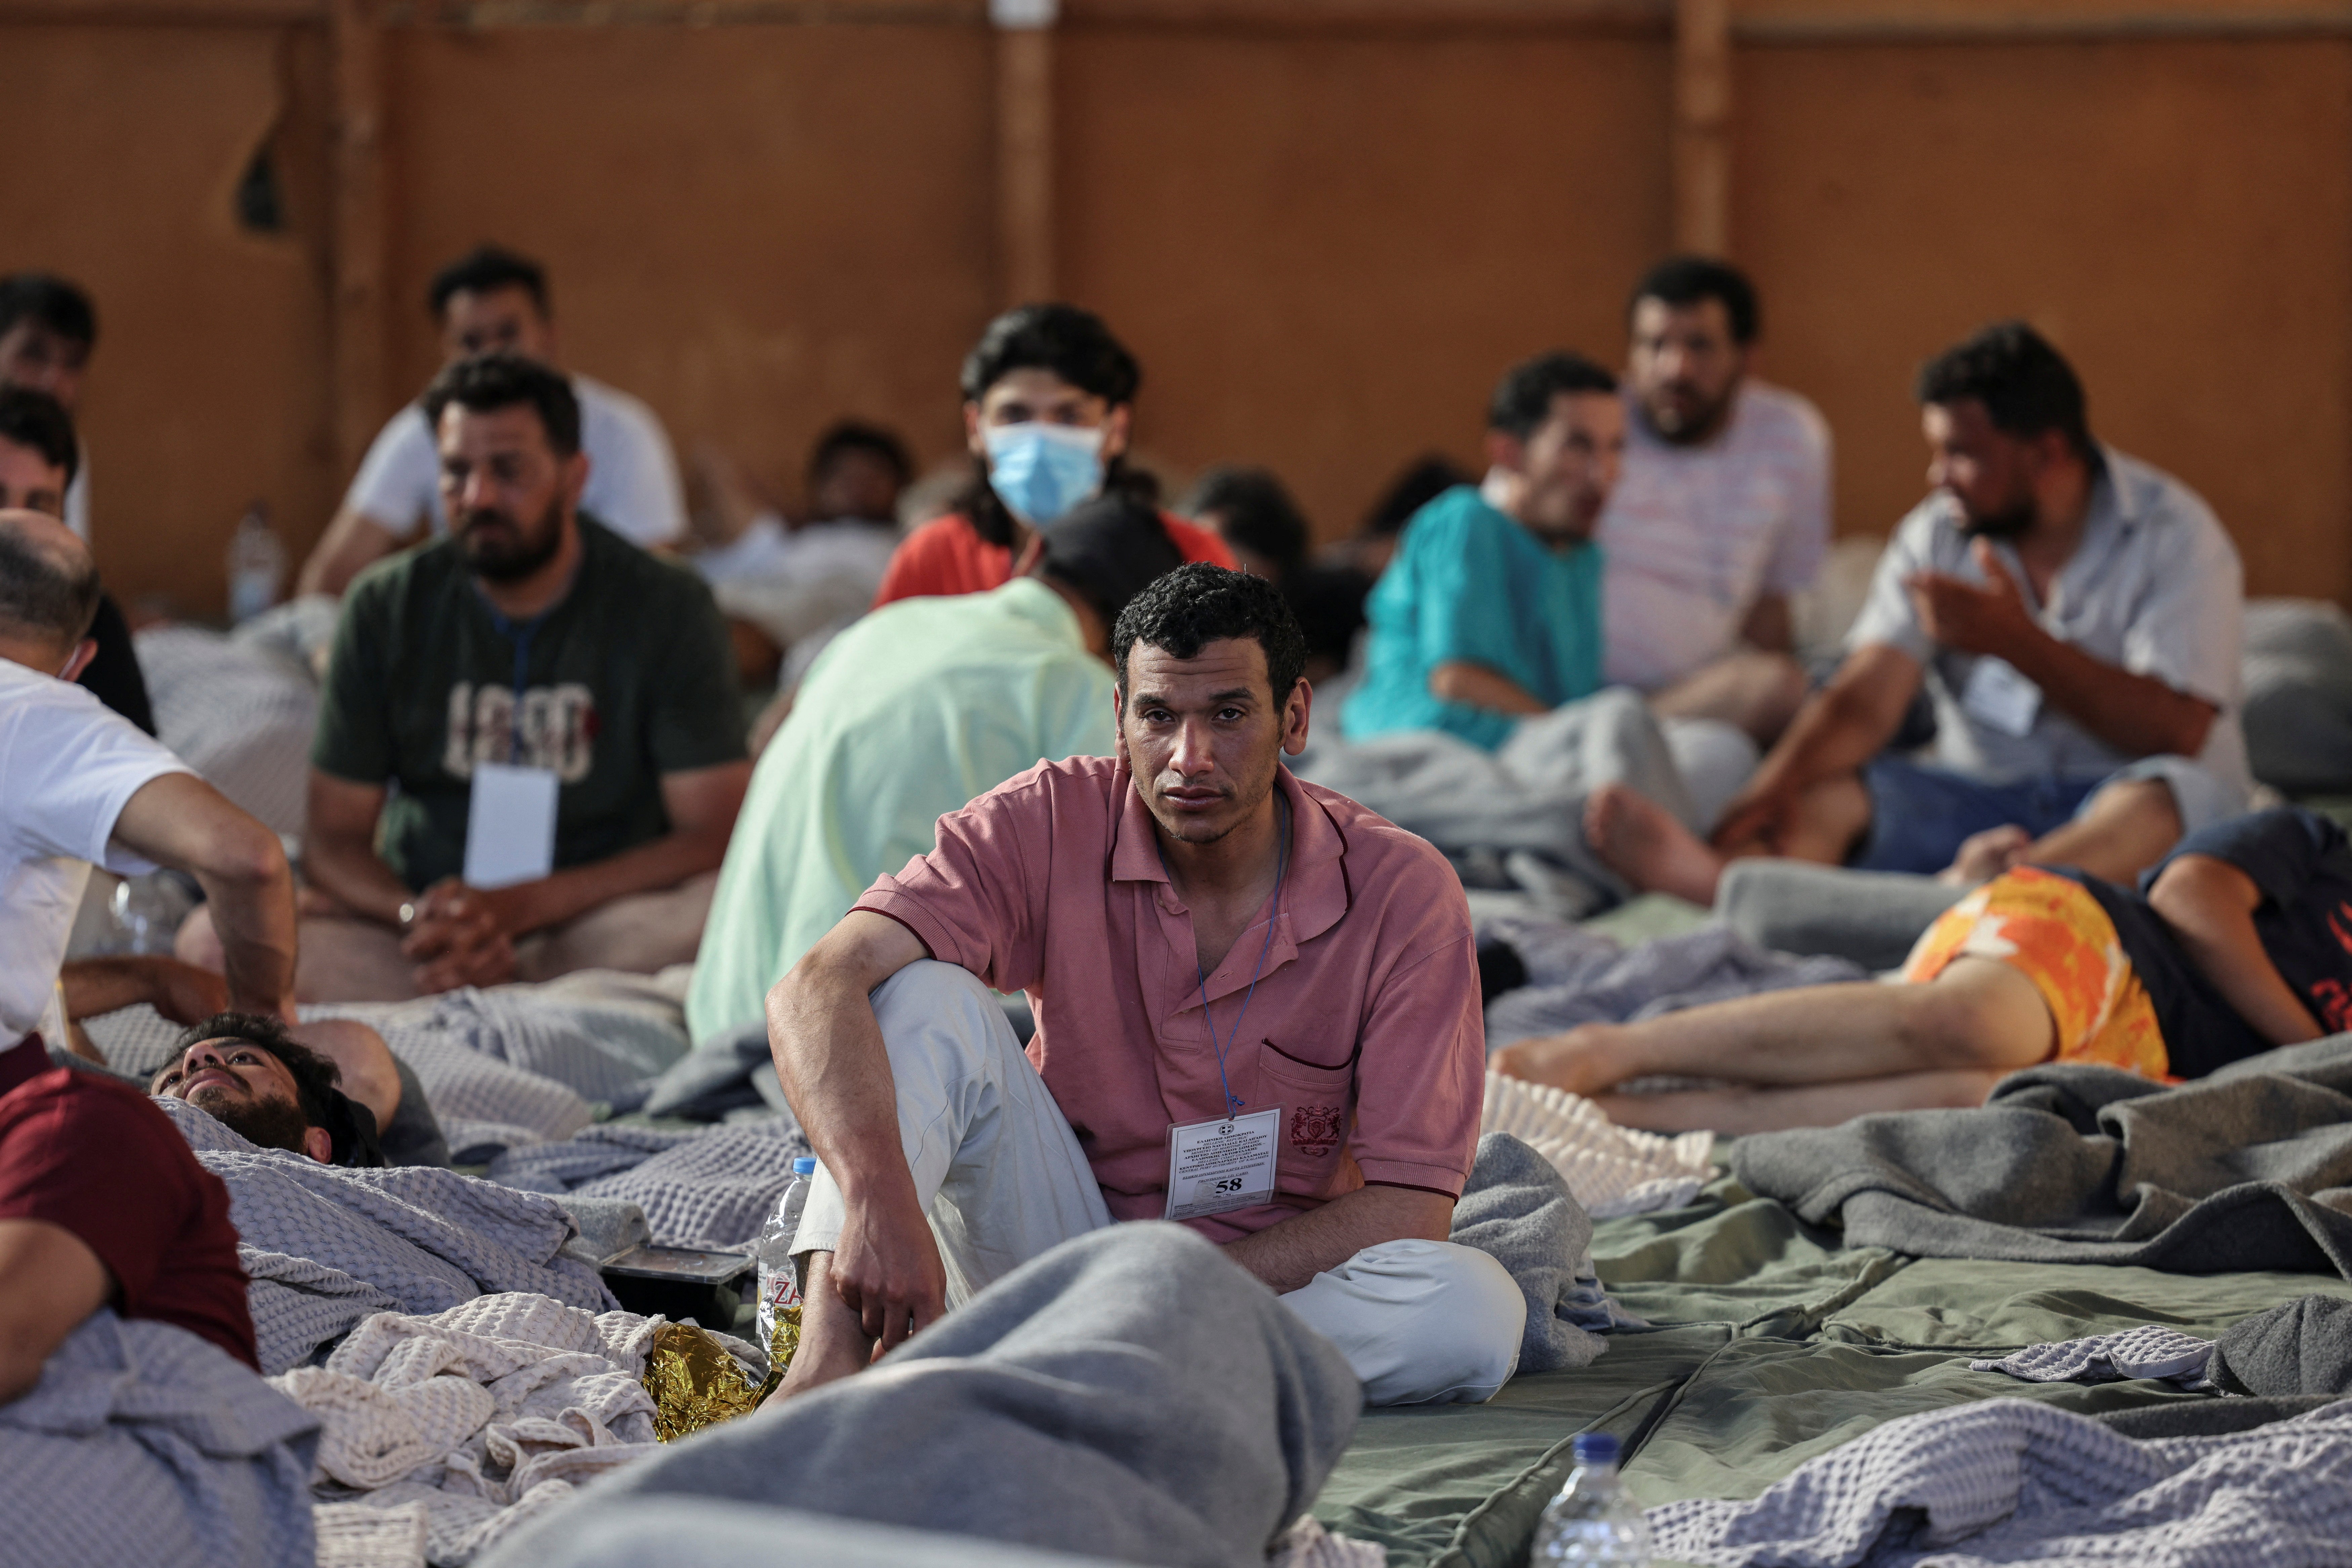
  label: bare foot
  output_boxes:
[763,1255,876,1405]
[1585,784,1726,905]
[1940,824,2030,888]
[1491,1023,1628,1099]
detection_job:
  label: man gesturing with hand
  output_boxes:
[1584,320,2249,902]
[766,565,1523,1405]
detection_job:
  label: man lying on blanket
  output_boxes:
[768,564,1525,1408]
[150,1010,401,1167]
[1496,806,2352,1134]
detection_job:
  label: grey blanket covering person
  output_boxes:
[1733,1034,2352,1276]
[1448,1133,1608,1372]
[1481,917,1868,1050]
[0,1309,322,1568]
[474,1223,1363,1568]
[1645,1395,2352,1567]
[155,1097,615,1373]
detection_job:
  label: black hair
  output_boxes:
[1112,562,1307,705]
[1628,255,1761,345]
[1915,321,2095,462]
[1184,466,1311,578]
[0,517,100,646]
[808,419,913,489]
[0,272,97,349]
[956,305,1148,549]
[1362,455,1472,540]
[422,351,582,457]
[169,1012,343,1130]
[0,386,78,482]
[960,302,1141,407]
[1488,351,1619,440]
[428,245,551,321]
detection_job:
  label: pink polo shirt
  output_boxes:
[855,756,1484,1243]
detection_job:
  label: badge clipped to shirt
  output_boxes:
[1165,1106,1283,1223]
[463,761,560,889]
[1960,656,2043,738]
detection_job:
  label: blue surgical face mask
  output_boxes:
[983,422,1107,526]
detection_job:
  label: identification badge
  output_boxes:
[463,762,560,889]
[1164,1106,1282,1222]
[1960,656,2042,738]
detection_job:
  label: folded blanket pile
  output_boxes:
[1734,1034,2352,1275]
[272,1293,671,1567]
[156,1097,614,1372]
[1647,1395,2352,1567]
[1479,1071,1715,1217]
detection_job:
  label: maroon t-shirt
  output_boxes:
[0,1060,258,1370]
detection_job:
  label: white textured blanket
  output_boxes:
[276,1294,668,1568]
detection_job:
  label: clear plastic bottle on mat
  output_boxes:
[753,1157,820,1374]
[1531,1432,1653,1564]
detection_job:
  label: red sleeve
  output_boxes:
[875,515,1014,607]
[0,1072,258,1369]
[1162,513,1240,570]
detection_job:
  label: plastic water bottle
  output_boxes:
[1531,1432,1653,1564]
[226,501,286,624]
[753,1157,820,1374]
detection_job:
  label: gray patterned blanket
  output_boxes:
[157,1098,614,1373]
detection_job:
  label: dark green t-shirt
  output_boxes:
[311,517,746,891]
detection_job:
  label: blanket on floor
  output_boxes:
[272,1294,672,1568]
[156,1098,614,1373]
[486,1116,812,1249]
[1646,1395,2352,1567]
[1482,918,1868,1050]
[1974,1294,2352,1405]
[1733,1034,2352,1276]
[0,1309,321,1568]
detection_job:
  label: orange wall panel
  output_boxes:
[0,23,335,613]
[1056,26,1673,539]
[380,21,998,518]
[1734,36,2352,600]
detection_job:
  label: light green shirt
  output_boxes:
[685,578,1116,1040]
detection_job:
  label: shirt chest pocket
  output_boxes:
[1256,1038,1356,1191]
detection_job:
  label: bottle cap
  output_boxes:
[791,1156,818,1175]
[1572,1431,1620,1467]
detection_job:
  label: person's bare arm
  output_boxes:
[291,1019,403,1130]
[109,774,296,1019]
[59,956,227,1028]
[767,909,940,1351]
[295,508,405,598]
[1712,642,1921,851]
[304,770,411,926]
[469,759,752,938]
[1740,593,1795,654]
[1907,541,2214,760]
[2147,854,2324,1047]
[1220,1184,1455,1294]
[1428,661,1550,717]
[0,1219,109,1406]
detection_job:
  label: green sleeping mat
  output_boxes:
[1312,1175,2352,1568]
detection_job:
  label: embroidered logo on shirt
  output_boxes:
[1290,1104,1346,1157]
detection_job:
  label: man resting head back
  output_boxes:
[151,1011,393,1166]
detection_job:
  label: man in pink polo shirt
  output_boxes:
[768,564,1523,1406]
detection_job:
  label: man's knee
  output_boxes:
[870,960,1016,1054]
[1898,967,2040,1070]
[1280,1238,1525,1406]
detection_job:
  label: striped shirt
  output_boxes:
[1594,380,1831,690]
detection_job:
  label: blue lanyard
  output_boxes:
[485,608,546,759]
[1170,797,1290,1119]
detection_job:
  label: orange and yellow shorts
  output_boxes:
[1899,864,2172,1081]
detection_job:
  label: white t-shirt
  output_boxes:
[0,659,192,1045]
[1594,380,1832,691]
[341,372,686,548]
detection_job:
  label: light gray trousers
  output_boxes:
[794,960,1525,1405]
